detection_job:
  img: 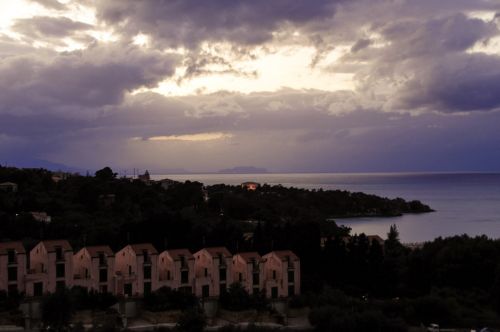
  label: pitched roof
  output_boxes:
[85,245,114,257]
[40,240,72,252]
[203,247,232,258]
[165,249,193,260]
[235,252,261,262]
[0,241,26,255]
[265,250,299,261]
[0,182,17,186]
[130,243,158,255]
[367,235,384,244]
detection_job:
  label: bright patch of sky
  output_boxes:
[154,45,355,96]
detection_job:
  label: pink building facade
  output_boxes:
[232,252,265,295]
[0,242,27,294]
[158,249,195,292]
[73,246,115,293]
[26,240,74,296]
[262,251,300,299]
[194,247,233,298]
[0,240,301,299]
[114,244,158,297]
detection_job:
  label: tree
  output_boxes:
[41,289,74,331]
[95,167,116,181]
[176,308,206,332]
[220,283,251,311]
[387,224,400,246]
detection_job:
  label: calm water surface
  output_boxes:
[152,173,500,242]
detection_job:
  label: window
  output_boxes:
[219,283,226,294]
[56,281,65,291]
[34,282,43,297]
[128,265,132,275]
[55,247,63,260]
[238,273,242,282]
[180,286,192,294]
[99,268,108,282]
[181,270,189,284]
[98,253,106,265]
[219,268,226,281]
[288,285,295,297]
[143,250,149,263]
[202,285,209,298]
[271,287,278,299]
[124,283,132,296]
[56,263,65,278]
[288,271,294,283]
[85,268,89,279]
[144,265,151,279]
[144,282,151,294]
[7,250,15,264]
[8,267,17,281]
[272,270,276,280]
[204,268,208,277]
[167,270,171,280]
[252,272,259,285]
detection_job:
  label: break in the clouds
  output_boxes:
[1,0,500,172]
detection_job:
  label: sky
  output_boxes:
[1,0,500,173]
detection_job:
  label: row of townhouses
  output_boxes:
[0,241,300,299]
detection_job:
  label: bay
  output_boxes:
[151,173,500,243]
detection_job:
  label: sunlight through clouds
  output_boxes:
[132,132,233,142]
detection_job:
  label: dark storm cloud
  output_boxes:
[338,11,500,113]
[12,16,92,39]
[95,0,341,48]
[4,90,500,172]
[394,54,500,112]
[1,84,500,171]
[378,13,498,57]
[0,42,179,112]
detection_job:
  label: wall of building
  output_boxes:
[1,243,300,300]
[0,251,27,293]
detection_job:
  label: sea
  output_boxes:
[151,173,500,243]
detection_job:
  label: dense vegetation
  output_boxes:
[0,165,430,252]
[1,166,500,329]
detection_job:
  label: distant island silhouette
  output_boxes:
[218,166,268,174]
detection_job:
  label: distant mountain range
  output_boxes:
[1,158,85,174]
[218,166,268,174]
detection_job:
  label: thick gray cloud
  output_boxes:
[0,42,179,113]
[12,16,92,40]
[94,0,341,48]
[335,10,500,113]
[3,90,500,172]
